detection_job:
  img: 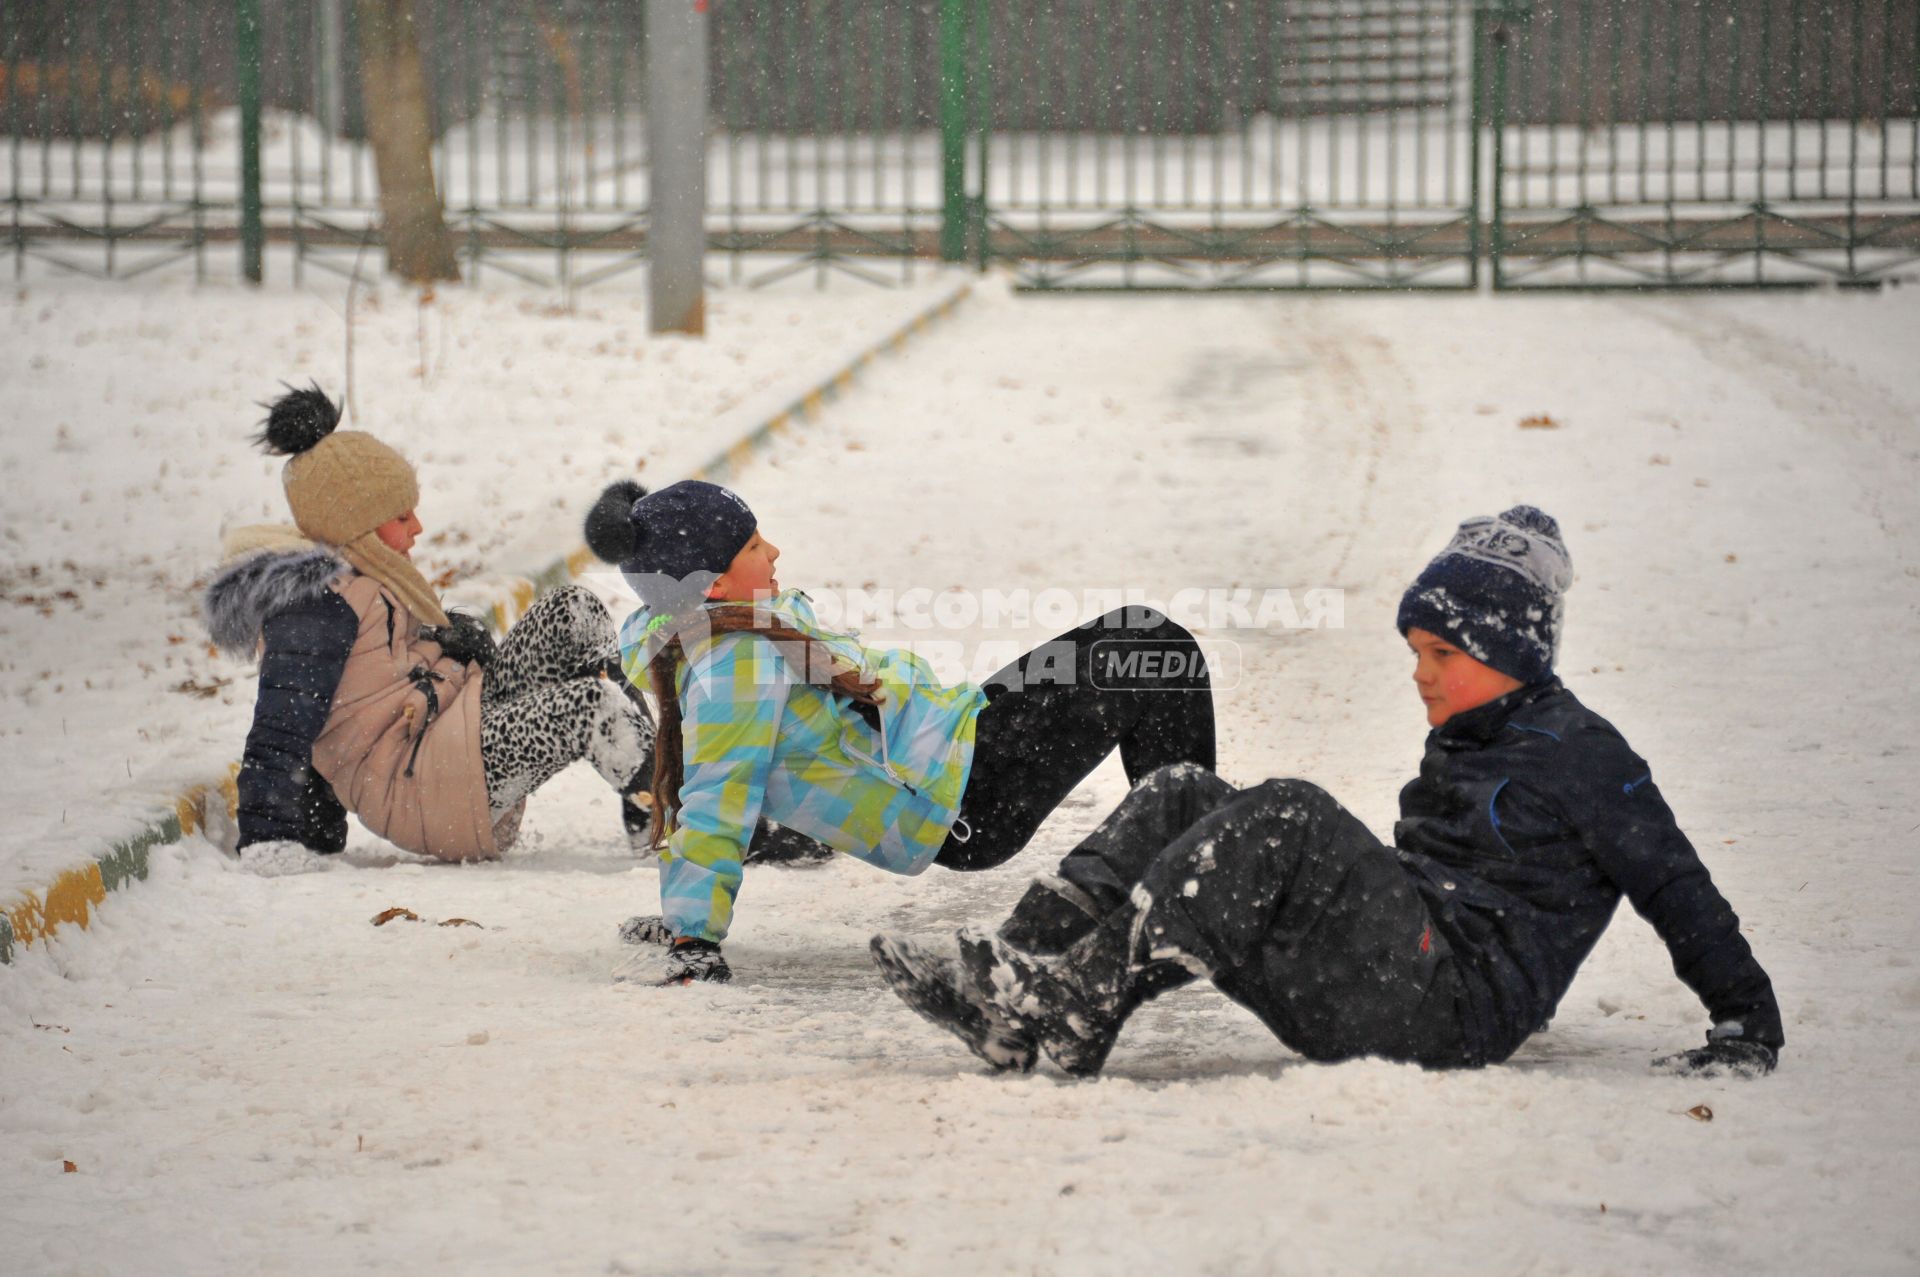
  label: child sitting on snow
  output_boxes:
[589,478,1217,985]
[871,506,1784,1079]
[204,386,656,872]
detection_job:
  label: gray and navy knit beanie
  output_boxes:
[1396,505,1573,684]
[583,478,757,611]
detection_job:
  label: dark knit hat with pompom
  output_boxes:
[584,478,756,611]
[1396,505,1574,683]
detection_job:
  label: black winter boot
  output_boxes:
[956,912,1144,1077]
[996,874,1104,955]
[870,934,1038,1072]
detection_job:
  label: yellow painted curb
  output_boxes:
[5,863,107,950]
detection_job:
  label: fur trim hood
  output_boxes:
[203,524,350,656]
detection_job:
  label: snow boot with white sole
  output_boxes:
[955,916,1143,1078]
[870,933,1038,1072]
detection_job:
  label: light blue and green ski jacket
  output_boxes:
[618,589,987,942]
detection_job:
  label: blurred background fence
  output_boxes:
[3,0,1916,290]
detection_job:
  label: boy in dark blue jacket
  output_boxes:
[872,506,1783,1079]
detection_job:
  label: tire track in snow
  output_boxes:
[1630,297,1920,548]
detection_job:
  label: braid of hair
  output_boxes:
[645,607,883,851]
[646,635,686,851]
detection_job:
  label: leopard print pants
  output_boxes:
[479,585,655,822]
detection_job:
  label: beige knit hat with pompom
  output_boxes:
[256,384,448,625]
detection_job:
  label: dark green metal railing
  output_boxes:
[957,0,1478,289]
[1487,0,1920,287]
[3,0,1916,291]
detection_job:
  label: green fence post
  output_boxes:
[1469,3,1487,290]
[237,0,265,283]
[938,0,969,262]
[1480,1,1528,293]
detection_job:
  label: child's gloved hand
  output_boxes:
[1654,1031,1777,1078]
[422,611,496,668]
[660,938,732,986]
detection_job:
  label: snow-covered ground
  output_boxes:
[3,275,1920,1274]
[0,258,964,897]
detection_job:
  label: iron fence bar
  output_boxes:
[291,2,307,287]
[1489,0,1518,289]
[1467,0,1484,287]
[938,0,966,261]
[63,6,78,199]
[493,14,508,211]
[869,2,884,216]
[1787,0,1803,201]
[970,0,988,272]
[1725,2,1741,205]
[191,0,207,281]
[160,0,176,200]
[461,0,479,280]
[1605,0,1620,208]
[5,0,19,279]
[1704,0,1720,201]
[238,0,263,283]
[720,4,740,284]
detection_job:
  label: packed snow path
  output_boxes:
[5,283,1919,1275]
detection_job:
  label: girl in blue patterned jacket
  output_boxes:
[584,480,1217,985]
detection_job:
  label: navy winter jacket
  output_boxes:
[204,545,360,852]
[1393,679,1783,1064]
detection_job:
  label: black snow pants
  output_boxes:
[934,607,1216,871]
[1053,762,1475,1069]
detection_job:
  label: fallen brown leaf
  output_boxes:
[1518,413,1561,430]
[170,675,231,699]
[371,907,421,926]
[62,1160,77,1173]
[1684,1104,1713,1123]
[438,918,483,929]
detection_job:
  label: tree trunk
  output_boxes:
[355,0,460,283]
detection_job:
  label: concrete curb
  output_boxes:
[1,278,974,965]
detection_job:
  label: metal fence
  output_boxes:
[949,0,1480,288]
[3,0,1916,291]
[1487,0,1920,286]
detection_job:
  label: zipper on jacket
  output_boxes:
[839,689,921,797]
[402,665,446,778]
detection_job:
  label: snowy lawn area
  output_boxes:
[4,280,1920,1274]
[0,260,964,897]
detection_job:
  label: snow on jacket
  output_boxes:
[205,526,498,862]
[1392,678,1783,1064]
[618,589,988,942]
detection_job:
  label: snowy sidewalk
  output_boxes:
[4,284,1919,1274]
[0,264,966,900]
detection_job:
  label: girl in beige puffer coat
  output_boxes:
[204,385,654,868]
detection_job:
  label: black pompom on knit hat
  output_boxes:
[583,479,649,565]
[1396,505,1573,684]
[585,478,757,612]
